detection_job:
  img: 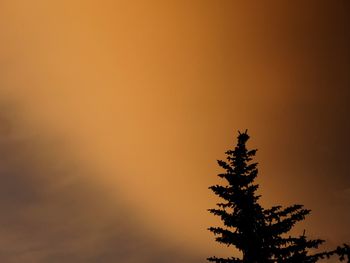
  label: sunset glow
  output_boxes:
[0,1,349,262]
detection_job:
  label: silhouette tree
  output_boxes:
[334,244,350,262]
[207,131,340,262]
[208,130,268,262]
[323,244,350,262]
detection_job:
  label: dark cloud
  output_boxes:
[0,105,201,263]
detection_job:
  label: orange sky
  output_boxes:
[0,1,349,262]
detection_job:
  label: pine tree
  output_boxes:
[334,244,350,262]
[263,206,326,262]
[208,131,329,263]
[322,244,350,262]
[208,130,268,262]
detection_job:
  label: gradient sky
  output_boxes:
[0,1,349,262]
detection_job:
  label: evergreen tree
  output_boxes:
[208,131,330,263]
[334,244,350,262]
[208,130,268,262]
[322,244,350,262]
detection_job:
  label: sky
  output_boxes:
[0,1,349,262]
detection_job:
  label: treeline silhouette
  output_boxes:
[208,131,349,262]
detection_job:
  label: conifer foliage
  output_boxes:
[207,131,339,263]
[208,130,267,262]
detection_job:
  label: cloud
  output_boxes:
[0,105,201,263]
